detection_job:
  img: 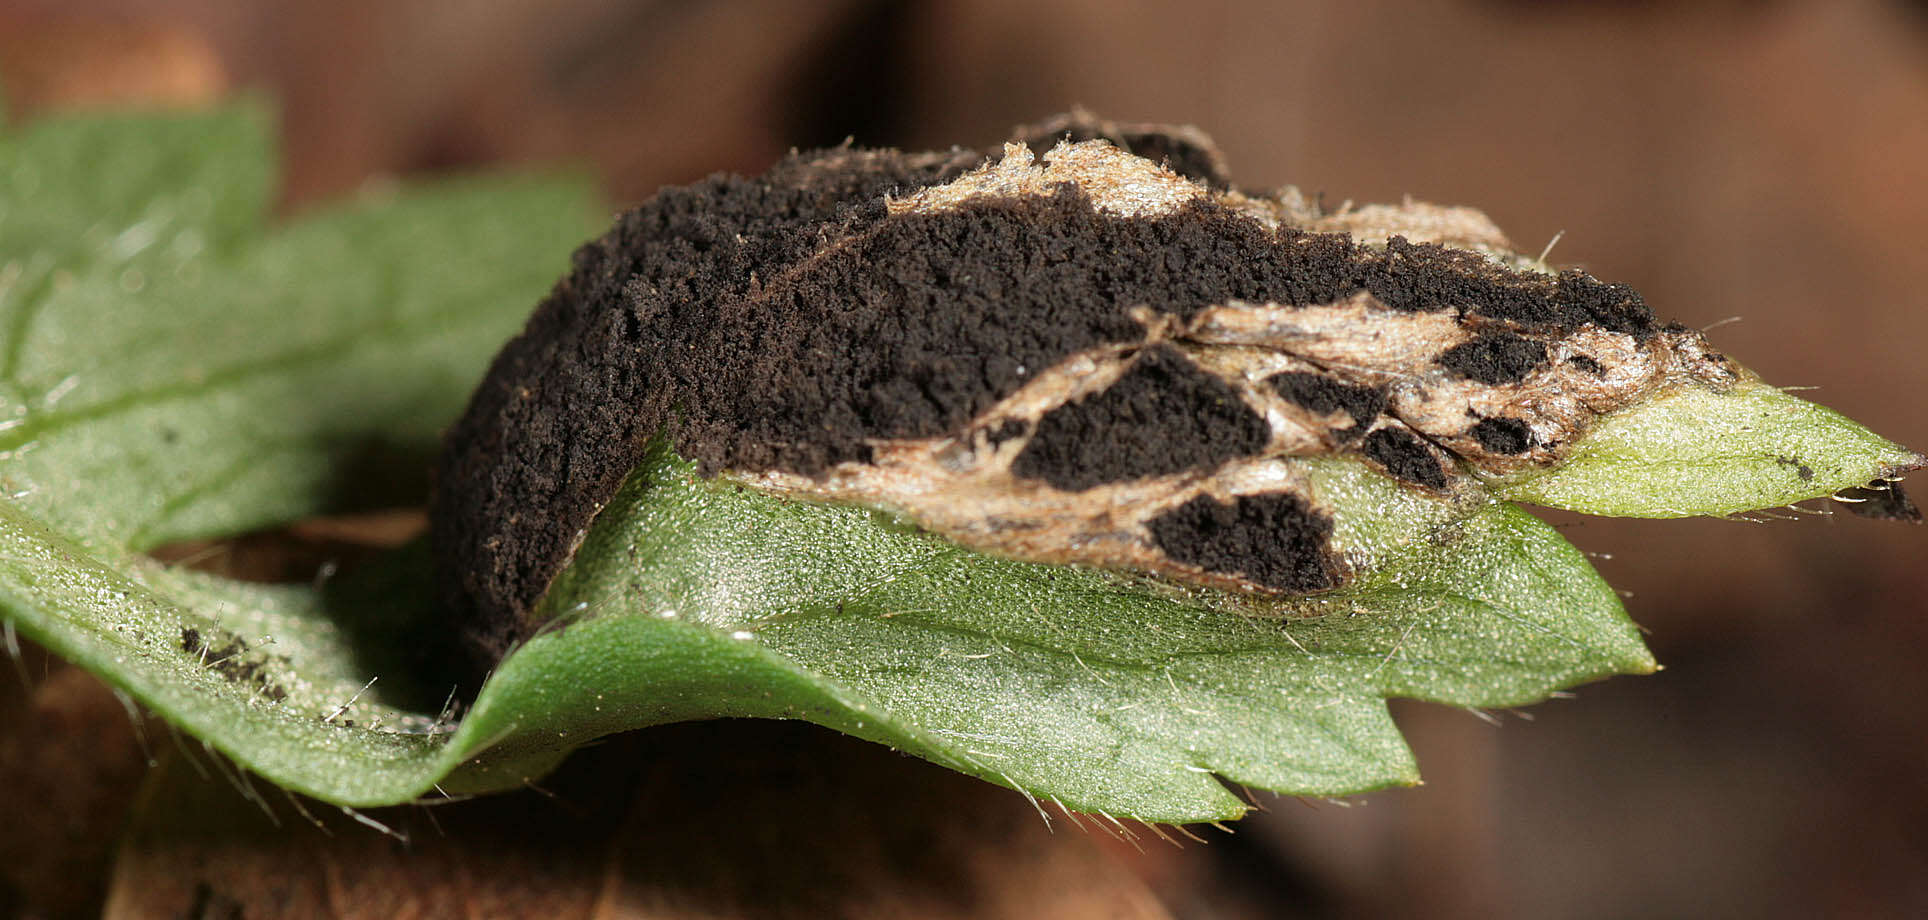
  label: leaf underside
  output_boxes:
[0,104,1909,821]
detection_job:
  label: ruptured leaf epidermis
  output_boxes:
[0,103,1915,821]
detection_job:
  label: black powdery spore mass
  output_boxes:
[1555,271,1654,337]
[1265,371,1386,436]
[1146,493,1338,593]
[435,134,1663,660]
[1010,345,1271,491]
[1366,238,1654,338]
[985,417,1029,447]
[1438,332,1549,385]
[432,147,984,660]
[678,201,1657,479]
[1362,428,1449,489]
[680,187,1376,478]
[1470,417,1534,455]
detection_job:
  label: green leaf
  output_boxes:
[444,445,1648,820]
[1500,379,1924,517]
[0,104,597,552]
[0,104,598,798]
[0,105,271,286]
[7,101,1888,824]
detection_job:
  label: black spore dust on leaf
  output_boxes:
[431,124,1662,663]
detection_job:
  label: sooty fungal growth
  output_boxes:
[1361,428,1450,490]
[1567,354,1606,376]
[1438,333,1549,385]
[985,418,1030,447]
[1266,372,1386,436]
[433,114,1749,661]
[1011,345,1270,491]
[1470,417,1534,455]
[1147,494,1339,594]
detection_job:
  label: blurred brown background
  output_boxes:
[2,1,1926,917]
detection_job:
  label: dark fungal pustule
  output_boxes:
[1265,371,1386,436]
[1567,354,1606,375]
[1470,417,1534,455]
[1438,332,1549,385]
[678,187,1317,474]
[1361,428,1450,489]
[433,146,986,660]
[639,198,1648,479]
[1366,238,1654,337]
[984,417,1029,447]
[434,120,1682,661]
[1147,493,1339,593]
[1010,346,1270,491]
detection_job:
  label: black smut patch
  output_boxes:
[1438,333,1549,385]
[435,136,1661,660]
[984,417,1029,447]
[432,147,986,662]
[1567,354,1606,376]
[1011,345,1271,491]
[680,189,1361,478]
[1838,481,1922,522]
[1361,427,1449,489]
[1470,417,1534,455]
[1147,493,1339,593]
[685,204,1647,482]
[1265,371,1385,438]
[1367,238,1653,337]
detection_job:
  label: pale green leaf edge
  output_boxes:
[1501,378,1923,517]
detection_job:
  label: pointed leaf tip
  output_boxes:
[1501,378,1921,519]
